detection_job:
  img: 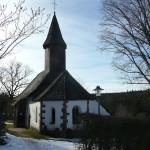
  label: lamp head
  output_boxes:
[93,86,104,96]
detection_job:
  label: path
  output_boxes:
[8,128,29,137]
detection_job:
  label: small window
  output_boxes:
[72,106,79,124]
[35,107,38,123]
[50,108,55,124]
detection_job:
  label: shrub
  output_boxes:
[0,130,7,145]
[0,94,9,145]
[79,114,150,150]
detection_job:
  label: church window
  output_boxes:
[50,108,55,124]
[35,107,38,123]
[72,106,79,124]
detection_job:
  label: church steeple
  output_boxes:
[43,13,67,73]
[43,13,66,49]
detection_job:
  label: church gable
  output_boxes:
[35,70,95,101]
[30,71,60,99]
[65,71,94,100]
[35,71,65,100]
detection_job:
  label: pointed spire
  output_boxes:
[43,13,67,49]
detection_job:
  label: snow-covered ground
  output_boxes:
[0,134,78,150]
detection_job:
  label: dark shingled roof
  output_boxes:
[13,70,95,105]
[43,13,67,49]
[12,70,48,105]
[35,70,95,101]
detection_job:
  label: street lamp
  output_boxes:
[93,86,104,115]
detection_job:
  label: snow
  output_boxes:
[0,134,77,150]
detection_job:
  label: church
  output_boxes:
[12,12,109,133]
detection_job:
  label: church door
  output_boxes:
[15,100,27,128]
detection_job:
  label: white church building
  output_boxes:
[13,12,109,134]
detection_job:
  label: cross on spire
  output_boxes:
[52,0,58,13]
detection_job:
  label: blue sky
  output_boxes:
[1,0,143,93]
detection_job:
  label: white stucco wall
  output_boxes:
[42,101,63,131]
[42,100,109,131]
[29,102,41,130]
[67,100,86,129]
[89,100,109,115]
[67,100,109,129]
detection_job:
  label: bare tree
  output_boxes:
[100,0,150,86]
[0,0,50,59]
[0,60,33,99]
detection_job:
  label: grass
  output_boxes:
[5,123,14,129]
[5,123,19,137]
[22,129,48,139]
[5,121,49,140]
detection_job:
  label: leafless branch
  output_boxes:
[100,0,150,86]
[0,0,50,59]
[0,60,33,99]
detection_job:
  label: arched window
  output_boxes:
[72,106,79,124]
[35,107,38,123]
[50,108,55,124]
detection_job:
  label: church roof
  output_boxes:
[43,13,67,49]
[12,70,49,105]
[35,70,95,101]
[13,70,95,105]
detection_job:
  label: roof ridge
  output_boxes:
[34,71,66,100]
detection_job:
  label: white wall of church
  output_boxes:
[67,100,86,129]
[67,100,109,129]
[42,100,109,131]
[89,100,109,115]
[29,102,41,130]
[43,101,63,131]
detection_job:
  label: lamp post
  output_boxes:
[93,86,104,115]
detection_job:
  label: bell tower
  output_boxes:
[43,13,67,74]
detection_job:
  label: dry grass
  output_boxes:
[6,122,49,139]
